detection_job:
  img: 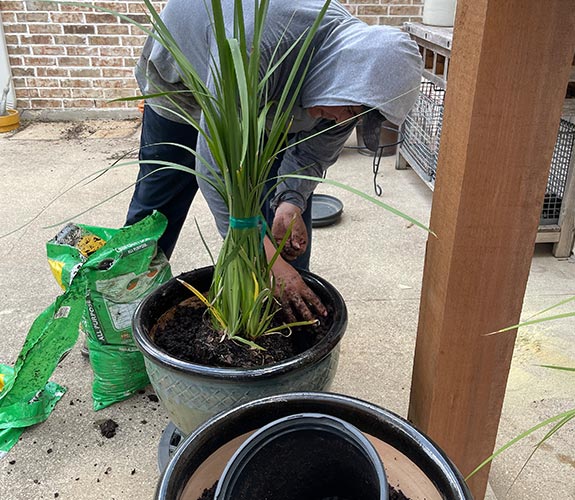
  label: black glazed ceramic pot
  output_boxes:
[156,392,473,500]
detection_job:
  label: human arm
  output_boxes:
[269,117,358,258]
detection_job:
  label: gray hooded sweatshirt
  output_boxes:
[135,0,423,236]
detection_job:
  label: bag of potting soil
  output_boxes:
[47,211,172,410]
[0,364,66,456]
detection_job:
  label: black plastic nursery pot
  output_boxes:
[132,266,348,434]
[215,412,388,500]
[156,392,473,500]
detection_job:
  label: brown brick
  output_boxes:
[63,24,95,35]
[127,2,150,14]
[103,87,137,98]
[389,5,421,15]
[31,45,65,56]
[94,1,128,14]
[96,24,130,35]
[67,79,94,88]
[39,88,72,98]
[128,24,150,36]
[60,3,89,13]
[88,35,120,45]
[53,35,88,45]
[8,55,23,66]
[85,13,119,24]
[99,46,132,57]
[0,1,25,9]
[30,99,64,108]
[358,5,389,15]
[65,99,98,108]
[3,23,28,34]
[90,56,123,67]
[121,35,147,47]
[69,68,102,78]
[380,15,413,26]
[36,67,69,77]
[28,23,62,34]
[51,12,84,23]
[66,46,99,56]
[1,12,17,23]
[17,12,50,22]
[101,67,134,78]
[119,13,149,24]
[26,77,61,88]
[70,88,102,99]
[97,78,132,88]
[4,34,19,46]
[8,45,30,55]
[97,99,128,108]
[11,67,35,77]
[15,88,39,98]
[20,34,54,45]
[22,56,56,66]
[58,56,91,66]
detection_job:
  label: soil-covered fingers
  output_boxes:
[272,203,308,260]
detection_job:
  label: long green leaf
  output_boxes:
[285,174,435,235]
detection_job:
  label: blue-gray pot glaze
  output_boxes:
[132,266,347,434]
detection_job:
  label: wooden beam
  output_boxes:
[407,1,575,498]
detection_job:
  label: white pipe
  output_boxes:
[0,12,16,110]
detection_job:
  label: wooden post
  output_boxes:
[407,1,575,499]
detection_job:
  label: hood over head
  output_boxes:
[301,21,423,126]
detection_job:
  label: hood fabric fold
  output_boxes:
[301,20,423,126]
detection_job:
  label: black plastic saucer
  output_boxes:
[311,194,344,228]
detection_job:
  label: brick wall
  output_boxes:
[0,0,422,118]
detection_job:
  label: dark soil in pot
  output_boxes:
[196,481,410,500]
[151,288,335,369]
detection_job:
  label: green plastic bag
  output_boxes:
[0,298,77,455]
[0,364,66,456]
[47,211,172,410]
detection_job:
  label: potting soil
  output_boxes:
[197,481,410,500]
[153,297,333,368]
[0,212,171,452]
[46,211,172,409]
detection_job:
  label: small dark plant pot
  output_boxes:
[157,392,473,500]
[215,413,388,500]
[132,266,347,434]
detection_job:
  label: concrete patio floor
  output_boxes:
[0,119,573,499]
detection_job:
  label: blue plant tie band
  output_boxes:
[229,215,267,248]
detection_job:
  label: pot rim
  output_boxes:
[157,392,472,500]
[132,266,348,380]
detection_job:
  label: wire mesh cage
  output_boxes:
[400,80,575,225]
[400,81,445,185]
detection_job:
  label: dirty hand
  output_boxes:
[264,238,327,323]
[272,202,308,261]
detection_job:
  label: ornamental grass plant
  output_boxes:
[132,0,333,346]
